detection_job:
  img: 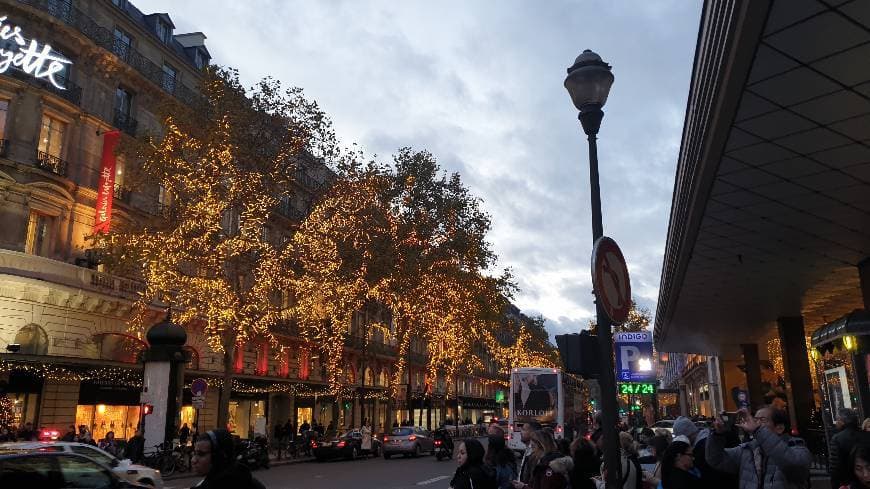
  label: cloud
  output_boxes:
[137,0,701,341]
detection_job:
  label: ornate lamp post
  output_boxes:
[564,49,620,488]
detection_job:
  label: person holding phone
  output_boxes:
[705,406,811,489]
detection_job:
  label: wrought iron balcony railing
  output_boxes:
[6,66,82,106]
[36,150,68,176]
[16,0,200,106]
[113,184,131,203]
[113,109,138,136]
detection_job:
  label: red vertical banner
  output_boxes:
[93,130,121,234]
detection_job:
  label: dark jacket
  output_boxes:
[830,426,862,489]
[662,467,700,489]
[528,452,573,489]
[693,432,737,489]
[125,434,145,463]
[191,464,264,489]
[450,463,496,489]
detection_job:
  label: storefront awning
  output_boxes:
[811,309,870,347]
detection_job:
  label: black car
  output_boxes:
[312,430,381,462]
[0,452,150,488]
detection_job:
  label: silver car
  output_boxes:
[0,441,163,488]
[382,427,434,458]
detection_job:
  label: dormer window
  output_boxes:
[155,19,172,44]
[194,49,206,70]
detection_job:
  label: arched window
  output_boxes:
[14,324,49,355]
[379,369,389,387]
[364,367,374,386]
[184,346,200,370]
[94,333,146,363]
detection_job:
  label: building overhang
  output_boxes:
[655,0,870,355]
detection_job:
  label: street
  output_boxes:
[165,450,466,489]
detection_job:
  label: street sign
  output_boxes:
[191,378,208,409]
[591,236,631,324]
[614,331,655,382]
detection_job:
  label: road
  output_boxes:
[165,451,463,489]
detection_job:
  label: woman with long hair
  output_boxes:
[660,440,699,489]
[485,434,518,488]
[569,437,599,489]
[450,438,496,489]
[842,442,870,489]
[512,430,573,489]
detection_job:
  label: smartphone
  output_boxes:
[720,411,738,430]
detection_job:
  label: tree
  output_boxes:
[587,300,651,334]
[94,68,337,428]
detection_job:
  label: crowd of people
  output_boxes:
[447,404,826,489]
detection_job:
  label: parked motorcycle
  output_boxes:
[433,429,453,461]
[238,435,270,470]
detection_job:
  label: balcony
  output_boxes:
[17,0,201,107]
[6,66,82,106]
[113,184,131,203]
[113,110,138,136]
[0,139,8,157]
[295,169,326,192]
[276,200,306,221]
[36,151,68,176]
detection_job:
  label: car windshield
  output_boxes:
[391,428,413,436]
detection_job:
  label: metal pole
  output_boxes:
[581,108,621,488]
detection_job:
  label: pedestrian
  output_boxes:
[99,431,120,457]
[284,419,294,441]
[519,421,543,484]
[485,432,517,489]
[638,434,668,488]
[660,440,700,488]
[615,430,642,489]
[17,421,36,441]
[190,429,265,489]
[0,426,13,442]
[512,430,573,489]
[300,419,310,434]
[705,406,812,489]
[842,442,870,488]
[180,423,191,446]
[673,415,735,489]
[361,419,372,454]
[569,437,600,489]
[832,409,863,489]
[862,418,870,432]
[125,429,145,464]
[450,438,496,489]
[61,424,77,442]
[326,420,334,435]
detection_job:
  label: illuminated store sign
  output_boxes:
[0,15,72,89]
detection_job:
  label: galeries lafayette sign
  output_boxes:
[0,15,72,89]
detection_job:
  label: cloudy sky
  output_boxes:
[139,0,702,338]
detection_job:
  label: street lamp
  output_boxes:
[564,49,621,489]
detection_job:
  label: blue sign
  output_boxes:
[614,331,655,382]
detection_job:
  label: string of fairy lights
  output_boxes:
[0,361,143,386]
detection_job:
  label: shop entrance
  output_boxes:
[229,399,266,439]
[296,407,313,427]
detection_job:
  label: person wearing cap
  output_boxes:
[190,428,264,489]
[673,416,735,489]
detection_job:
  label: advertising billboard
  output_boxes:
[511,371,558,423]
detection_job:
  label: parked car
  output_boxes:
[0,441,163,488]
[382,427,434,459]
[0,451,151,488]
[312,430,381,462]
[651,419,675,435]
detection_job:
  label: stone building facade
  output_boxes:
[0,0,507,442]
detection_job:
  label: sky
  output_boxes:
[138,0,702,339]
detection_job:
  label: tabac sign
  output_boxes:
[0,15,72,89]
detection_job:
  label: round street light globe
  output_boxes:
[564,49,615,112]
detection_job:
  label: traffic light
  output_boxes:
[143,404,154,415]
[556,331,601,378]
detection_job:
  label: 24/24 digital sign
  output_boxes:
[618,382,656,395]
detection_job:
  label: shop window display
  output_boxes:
[75,404,141,441]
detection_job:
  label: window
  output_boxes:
[112,0,127,7]
[194,49,206,70]
[14,324,49,355]
[0,99,8,140]
[58,455,113,488]
[69,445,115,467]
[112,28,131,61]
[26,212,54,257]
[162,63,177,93]
[115,87,133,117]
[0,455,59,486]
[114,154,125,188]
[155,19,172,44]
[38,114,66,157]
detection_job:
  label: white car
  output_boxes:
[0,441,163,488]
[651,419,675,434]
